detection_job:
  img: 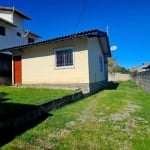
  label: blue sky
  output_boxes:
[1,0,150,69]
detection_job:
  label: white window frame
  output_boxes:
[54,46,75,69]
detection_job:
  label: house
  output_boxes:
[131,67,138,73]
[0,6,40,50]
[134,63,150,73]
[1,29,111,93]
[142,63,150,72]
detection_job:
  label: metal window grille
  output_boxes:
[56,49,73,67]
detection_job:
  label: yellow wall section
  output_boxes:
[13,37,90,84]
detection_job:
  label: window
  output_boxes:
[17,32,21,37]
[55,48,74,68]
[28,37,35,43]
[0,26,5,36]
[99,56,103,72]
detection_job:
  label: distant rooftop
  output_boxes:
[0,6,31,20]
[24,30,41,38]
[142,63,150,69]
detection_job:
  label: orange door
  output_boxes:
[13,56,22,84]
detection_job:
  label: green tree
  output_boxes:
[108,58,131,74]
[108,57,116,73]
[114,65,130,74]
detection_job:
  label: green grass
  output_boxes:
[1,81,150,150]
[0,86,73,120]
[0,86,73,105]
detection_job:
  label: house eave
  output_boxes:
[0,6,31,20]
[23,30,41,38]
[0,17,17,27]
[98,36,111,57]
[0,29,111,55]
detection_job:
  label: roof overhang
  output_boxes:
[0,17,17,27]
[0,6,31,20]
[0,29,111,57]
[24,30,41,38]
[98,36,111,57]
[142,64,150,69]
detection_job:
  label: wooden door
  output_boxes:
[13,56,22,84]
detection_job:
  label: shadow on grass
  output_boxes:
[86,81,120,97]
[0,92,10,102]
[105,81,119,90]
[0,92,51,147]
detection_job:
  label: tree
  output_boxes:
[108,57,131,74]
[114,65,131,74]
[108,57,116,73]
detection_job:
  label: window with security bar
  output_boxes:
[56,49,73,68]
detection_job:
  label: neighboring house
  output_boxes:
[142,63,150,72]
[136,63,150,72]
[0,6,40,49]
[131,67,138,73]
[1,29,111,93]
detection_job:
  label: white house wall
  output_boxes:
[0,10,13,23]
[88,37,105,83]
[0,10,39,49]
[13,13,24,31]
[0,22,23,49]
[13,37,90,87]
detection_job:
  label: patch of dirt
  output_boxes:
[49,129,70,139]
[110,111,130,121]
[66,121,77,127]
[110,103,142,122]
[98,103,144,150]
[98,103,142,123]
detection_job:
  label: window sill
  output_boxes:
[55,65,75,70]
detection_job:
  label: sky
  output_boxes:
[0,0,150,69]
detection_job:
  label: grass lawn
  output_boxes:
[1,81,150,150]
[0,86,73,105]
[0,86,73,120]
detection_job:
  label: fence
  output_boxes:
[131,70,150,94]
[108,72,131,81]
